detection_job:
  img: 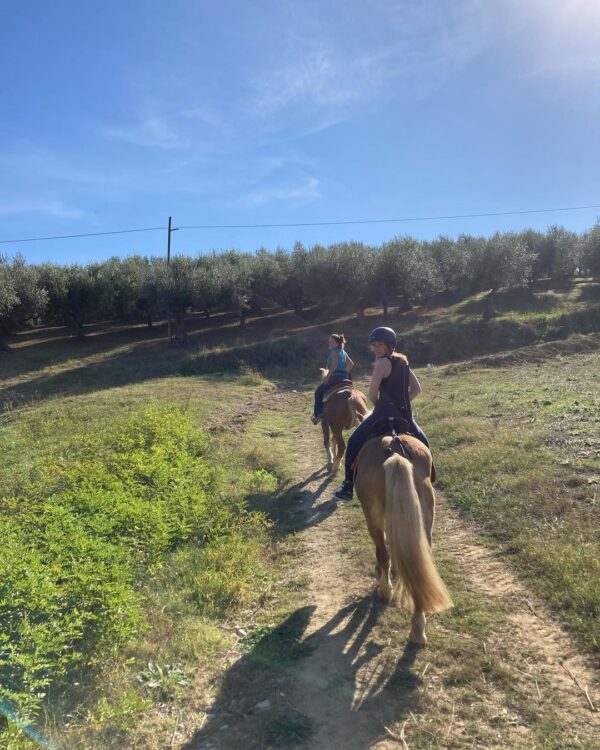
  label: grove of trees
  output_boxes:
[1,221,598,350]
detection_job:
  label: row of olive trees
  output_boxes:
[1,222,598,350]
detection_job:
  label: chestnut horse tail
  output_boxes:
[383,455,452,614]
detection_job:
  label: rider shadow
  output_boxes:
[247,465,339,535]
[182,595,422,750]
[283,470,340,532]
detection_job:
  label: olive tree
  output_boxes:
[251,248,286,306]
[425,235,470,295]
[580,222,600,278]
[0,256,47,351]
[275,242,311,316]
[479,233,535,318]
[215,251,255,328]
[36,263,112,338]
[377,236,437,312]
[0,256,19,352]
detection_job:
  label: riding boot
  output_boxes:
[334,479,353,500]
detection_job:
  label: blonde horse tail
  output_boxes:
[384,455,452,614]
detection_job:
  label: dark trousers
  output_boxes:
[344,404,430,483]
[313,372,350,418]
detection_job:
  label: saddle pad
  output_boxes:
[323,383,354,403]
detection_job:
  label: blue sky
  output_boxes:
[1,0,599,264]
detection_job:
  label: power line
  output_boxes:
[1,203,599,245]
[179,204,600,230]
[0,226,167,245]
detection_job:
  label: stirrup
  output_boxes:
[311,415,321,424]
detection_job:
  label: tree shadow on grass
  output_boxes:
[0,324,321,413]
[0,303,308,390]
[182,596,421,750]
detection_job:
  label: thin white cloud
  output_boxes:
[102,114,190,149]
[526,54,600,78]
[226,176,320,209]
[250,0,492,122]
[0,199,95,221]
[0,145,119,188]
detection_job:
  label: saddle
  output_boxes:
[355,417,437,483]
[322,379,355,403]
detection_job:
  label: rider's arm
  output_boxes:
[346,354,355,373]
[368,358,392,406]
[325,350,338,383]
[408,369,422,401]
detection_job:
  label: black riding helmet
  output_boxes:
[368,326,397,347]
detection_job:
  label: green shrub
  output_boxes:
[0,404,265,723]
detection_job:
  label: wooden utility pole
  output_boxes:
[166,216,173,344]
[167,215,173,263]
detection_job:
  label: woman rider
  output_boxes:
[311,333,355,424]
[335,326,430,500]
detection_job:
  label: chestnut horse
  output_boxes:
[354,431,452,644]
[321,385,369,472]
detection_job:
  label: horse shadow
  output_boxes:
[182,595,422,749]
[246,464,340,535]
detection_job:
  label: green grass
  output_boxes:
[0,373,314,747]
[336,486,598,749]
[1,279,598,747]
[0,391,288,749]
[416,349,600,655]
[0,404,273,723]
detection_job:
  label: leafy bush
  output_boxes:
[0,404,265,722]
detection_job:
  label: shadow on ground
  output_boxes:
[247,466,339,535]
[182,597,421,750]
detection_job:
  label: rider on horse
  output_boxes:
[335,326,430,500]
[311,333,355,424]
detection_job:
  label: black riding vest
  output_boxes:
[377,356,413,421]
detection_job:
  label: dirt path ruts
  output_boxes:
[284,401,599,748]
[183,390,599,749]
[440,510,600,731]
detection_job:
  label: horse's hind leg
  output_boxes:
[409,611,427,646]
[322,421,334,471]
[362,501,392,603]
[409,477,436,645]
[416,478,436,547]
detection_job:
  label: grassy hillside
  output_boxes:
[0,279,598,746]
[417,345,600,654]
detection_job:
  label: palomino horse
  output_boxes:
[354,429,452,644]
[321,384,369,472]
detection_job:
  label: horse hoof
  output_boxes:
[408,632,427,646]
[377,584,393,604]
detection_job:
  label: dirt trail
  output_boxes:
[440,513,600,731]
[288,438,600,748]
[183,392,599,749]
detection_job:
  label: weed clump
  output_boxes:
[0,404,267,723]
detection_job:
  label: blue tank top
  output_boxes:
[326,348,348,373]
